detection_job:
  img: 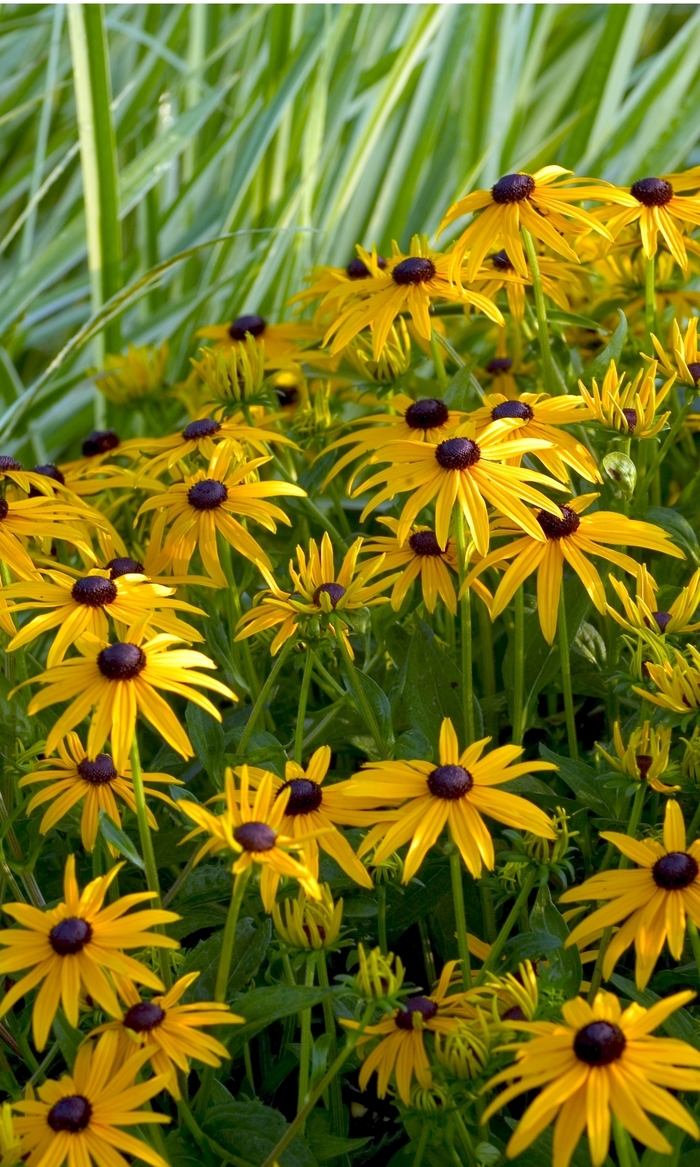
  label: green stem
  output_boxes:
[453,1110,479,1167]
[237,639,294,755]
[455,511,475,745]
[477,595,497,739]
[215,866,252,1002]
[480,882,498,944]
[332,616,386,755]
[449,841,471,989]
[687,798,700,844]
[522,228,556,395]
[260,1002,375,1167]
[412,1122,429,1167]
[558,586,578,761]
[512,586,525,745]
[645,255,655,351]
[130,737,171,988]
[317,950,344,1136]
[637,401,692,498]
[476,868,537,985]
[297,956,315,1124]
[688,919,700,983]
[377,883,388,955]
[612,1113,640,1167]
[418,916,436,986]
[430,329,448,392]
[294,646,315,765]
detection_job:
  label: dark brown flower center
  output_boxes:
[183,418,221,441]
[123,1001,166,1033]
[313,582,346,607]
[71,576,118,608]
[50,916,92,955]
[435,437,481,470]
[234,821,276,852]
[275,385,299,407]
[427,764,473,800]
[409,530,443,557]
[631,177,673,207]
[48,1095,92,1133]
[652,611,672,633]
[501,1005,525,1022]
[622,408,637,431]
[404,398,449,431]
[347,256,387,279]
[687,363,700,384]
[635,754,653,778]
[395,996,438,1030]
[487,358,514,376]
[392,257,435,285]
[492,174,535,204]
[491,249,514,271]
[573,1021,626,1065]
[82,430,119,457]
[0,457,22,472]
[491,399,532,421]
[188,479,227,510]
[97,643,146,680]
[106,557,144,579]
[29,463,65,497]
[228,314,266,341]
[537,505,580,540]
[278,778,323,814]
[77,755,118,786]
[653,851,698,890]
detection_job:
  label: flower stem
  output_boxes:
[476,867,537,985]
[215,866,252,1002]
[522,228,556,395]
[512,586,525,744]
[645,255,655,350]
[430,328,449,392]
[448,840,472,989]
[412,1122,429,1167]
[130,736,171,989]
[237,638,294,755]
[557,586,578,761]
[418,916,436,985]
[637,400,692,498]
[455,511,475,745]
[688,919,700,982]
[377,882,388,955]
[332,616,386,755]
[612,1113,640,1167]
[477,596,497,739]
[294,645,315,765]
[317,950,344,1136]
[297,955,315,1124]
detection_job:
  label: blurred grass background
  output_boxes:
[2,3,700,458]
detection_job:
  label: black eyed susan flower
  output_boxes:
[95,342,168,404]
[342,319,413,383]
[469,249,588,322]
[180,766,322,911]
[596,720,677,794]
[608,564,700,637]
[355,425,566,556]
[652,316,700,390]
[0,1102,21,1167]
[636,645,700,714]
[598,173,700,270]
[13,1029,170,1167]
[464,496,683,644]
[235,533,396,657]
[323,237,504,360]
[198,313,319,368]
[134,407,297,480]
[578,359,673,438]
[0,495,101,581]
[289,248,389,331]
[561,800,698,988]
[472,390,601,484]
[272,884,344,951]
[90,972,242,1096]
[483,987,700,1167]
[440,167,615,283]
[346,718,555,882]
[359,518,462,614]
[0,856,179,1049]
[23,629,235,773]
[4,568,205,666]
[137,448,305,585]
[19,732,181,853]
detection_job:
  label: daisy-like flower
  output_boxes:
[597,721,677,794]
[198,313,319,368]
[95,342,168,404]
[440,167,615,283]
[354,425,566,556]
[342,319,413,383]
[19,732,181,853]
[244,747,377,889]
[3,568,205,666]
[469,249,587,322]
[22,628,235,773]
[319,393,464,490]
[179,767,321,911]
[323,237,504,360]
[651,316,700,389]
[359,518,462,614]
[134,407,296,480]
[344,961,471,1104]
[562,800,700,988]
[91,972,242,1096]
[464,496,683,644]
[578,359,673,438]
[137,448,305,585]
[597,173,700,270]
[235,532,395,657]
[636,645,700,714]
[13,1029,170,1167]
[483,987,700,1167]
[344,718,555,882]
[0,1103,20,1167]
[608,564,700,637]
[0,856,178,1049]
[0,494,99,581]
[289,248,388,330]
[472,390,601,484]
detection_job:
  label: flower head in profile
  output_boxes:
[651,316,700,390]
[235,532,395,657]
[596,721,677,794]
[578,359,673,438]
[289,247,389,328]
[472,390,600,484]
[469,249,587,322]
[135,407,296,480]
[636,645,700,713]
[13,1029,171,1167]
[562,800,700,988]
[483,987,700,1167]
[90,972,242,1096]
[0,494,100,581]
[345,718,555,882]
[95,343,168,404]
[608,564,700,638]
[272,884,344,951]
[343,319,413,383]
[0,856,179,1049]
[198,312,319,369]
[179,767,322,911]
[19,732,181,853]
[597,171,700,269]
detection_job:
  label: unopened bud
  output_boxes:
[354,944,404,1001]
[602,452,636,499]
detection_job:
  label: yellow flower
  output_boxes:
[440,166,614,283]
[0,1103,20,1167]
[288,248,389,328]
[137,447,305,584]
[185,340,265,406]
[90,972,242,1096]
[483,987,700,1167]
[596,721,677,794]
[636,645,700,713]
[561,800,700,988]
[95,343,168,404]
[0,856,178,1049]
[343,319,413,382]
[135,407,296,480]
[359,518,462,614]
[651,316,700,389]
[13,1029,170,1167]
[578,359,673,438]
[0,494,100,582]
[354,944,405,1001]
[179,766,321,911]
[469,249,588,322]
[197,314,319,369]
[472,390,600,484]
[23,629,234,772]
[272,884,344,951]
[346,717,555,882]
[235,532,395,656]
[19,732,181,852]
[608,564,700,638]
[464,495,683,644]
[597,172,700,269]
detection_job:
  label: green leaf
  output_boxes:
[202,1096,317,1167]
[442,364,474,411]
[97,809,144,869]
[540,746,615,816]
[610,974,700,1047]
[52,1011,83,1070]
[340,664,393,752]
[640,1125,685,1167]
[306,1111,369,1162]
[227,984,340,1054]
[180,917,271,1000]
[386,862,452,942]
[186,702,225,787]
[582,309,627,383]
[529,884,582,996]
[404,619,464,752]
[503,931,563,969]
[645,507,700,567]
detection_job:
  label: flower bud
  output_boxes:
[434,1019,491,1080]
[272,885,343,951]
[354,944,404,1001]
[602,452,636,499]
